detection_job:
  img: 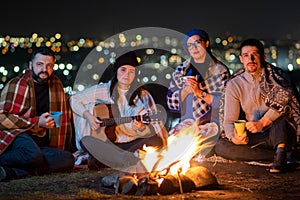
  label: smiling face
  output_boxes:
[29,53,55,83]
[239,45,264,74]
[117,65,136,89]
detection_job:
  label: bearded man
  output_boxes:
[0,47,74,181]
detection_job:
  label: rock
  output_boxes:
[185,165,219,189]
[158,174,195,195]
[117,175,138,195]
[101,173,119,188]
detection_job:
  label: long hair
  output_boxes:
[109,69,144,106]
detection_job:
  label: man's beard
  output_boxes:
[31,70,50,84]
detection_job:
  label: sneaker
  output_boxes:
[0,167,7,181]
[286,150,300,171]
[270,149,287,173]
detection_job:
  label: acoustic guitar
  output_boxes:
[91,104,162,141]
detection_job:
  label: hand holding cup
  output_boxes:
[50,111,63,127]
[234,120,246,136]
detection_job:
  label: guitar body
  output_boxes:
[91,103,162,142]
[92,104,117,142]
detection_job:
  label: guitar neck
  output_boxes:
[100,115,142,127]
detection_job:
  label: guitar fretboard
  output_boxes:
[100,115,142,127]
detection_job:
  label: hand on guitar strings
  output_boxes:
[83,110,102,130]
[131,108,147,132]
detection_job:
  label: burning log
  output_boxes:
[135,176,159,196]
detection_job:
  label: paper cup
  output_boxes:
[182,75,201,82]
[183,76,196,80]
[51,111,62,127]
[234,120,246,136]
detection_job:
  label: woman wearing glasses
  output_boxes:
[166,28,230,159]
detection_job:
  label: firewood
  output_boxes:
[135,176,159,196]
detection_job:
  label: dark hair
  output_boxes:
[109,72,144,106]
[239,38,265,56]
[109,51,143,106]
[31,47,55,61]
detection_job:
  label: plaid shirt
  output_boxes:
[167,58,230,122]
[0,70,72,154]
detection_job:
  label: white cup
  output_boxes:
[183,76,196,80]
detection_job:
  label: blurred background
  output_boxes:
[1,0,299,94]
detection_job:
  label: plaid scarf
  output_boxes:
[0,70,72,155]
[167,58,230,122]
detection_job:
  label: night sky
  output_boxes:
[2,0,300,41]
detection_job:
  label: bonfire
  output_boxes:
[100,123,219,195]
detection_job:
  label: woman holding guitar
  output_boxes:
[70,51,168,169]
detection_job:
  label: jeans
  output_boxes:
[247,116,297,150]
[115,135,163,152]
[0,133,74,179]
[215,117,297,161]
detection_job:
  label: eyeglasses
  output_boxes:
[186,39,205,49]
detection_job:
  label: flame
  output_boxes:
[139,122,202,176]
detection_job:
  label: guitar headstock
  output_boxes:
[141,110,163,124]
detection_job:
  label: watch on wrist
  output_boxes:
[201,91,207,98]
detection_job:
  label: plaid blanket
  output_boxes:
[167,58,230,122]
[260,63,300,139]
[0,70,72,155]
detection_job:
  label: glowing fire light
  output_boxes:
[138,123,202,177]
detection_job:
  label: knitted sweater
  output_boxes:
[223,63,300,140]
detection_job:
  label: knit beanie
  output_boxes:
[114,51,139,71]
[183,29,210,52]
